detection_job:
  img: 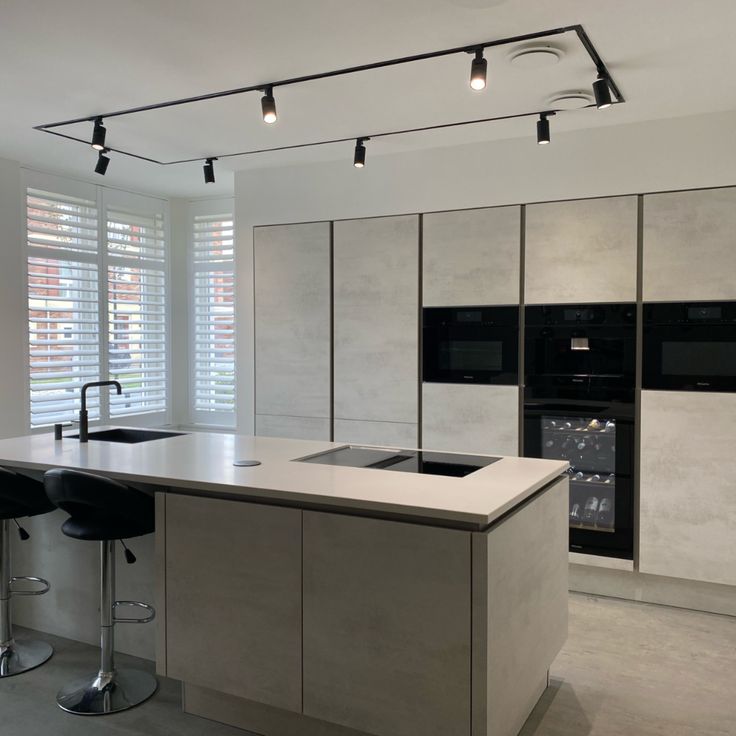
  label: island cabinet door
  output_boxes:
[302,511,472,736]
[163,494,302,712]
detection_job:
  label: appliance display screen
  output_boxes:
[439,340,503,372]
[661,341,736,376]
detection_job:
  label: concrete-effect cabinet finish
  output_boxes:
[640,390,736,586]
[302,511,471,736]
[422,383,519,455]
[255,222,331,419]
[423,206,521,306]
[643,187,736,301]
[256,414,330,441]
[333,216,418,425]
[525,196,638,304]
[164,494,302,711]
[333,418,417,447]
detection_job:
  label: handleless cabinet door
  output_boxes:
[165,495,302,711]
[423,206,521,306]
[333,215,419,425]
[525,196,638,304]
[640,390,736,586]
[643,187,736,301]
[255,222,331,420]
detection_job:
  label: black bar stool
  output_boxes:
[44,468,157,715]
[0,467,55,677]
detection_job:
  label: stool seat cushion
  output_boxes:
[0,467,56,520]
[44,468,154,541]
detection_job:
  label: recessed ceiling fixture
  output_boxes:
[34,25,623,181]
[261,86,277,124]
[547,91,595,110]
[469,49,487,90]
[94,149,110,175]
[203,158,216,184]
[91,118,106,151]
[353,138,368,168]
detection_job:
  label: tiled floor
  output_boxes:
[2,593,735,736]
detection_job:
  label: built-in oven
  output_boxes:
[422,306,519,385]
[523,303,637,559]
[643,301,736,392]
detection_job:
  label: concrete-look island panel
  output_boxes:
[0,431,568,736]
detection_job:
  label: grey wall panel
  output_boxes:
[525,196,638,304]
[333,215,418,424]
[643,187,736,301]
[256,414,330,441]
[333,418,417,447]
[423,206,521,306]
[255,222,331,418]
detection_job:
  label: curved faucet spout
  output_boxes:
[79,381,123,443]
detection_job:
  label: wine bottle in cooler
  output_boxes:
[569,504,581,524]
[582,496,599,524]
[597,497,613,527]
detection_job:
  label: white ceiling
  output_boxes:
[2,0,735,197]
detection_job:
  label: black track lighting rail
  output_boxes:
[34,24,623,171]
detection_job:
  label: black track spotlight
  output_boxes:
[353,138,368,168]
[593,73,613,109]
[203,157,216,184]
[261,85,277,124]
[469,48,487,91]
[94,149,110,176]
[536,113,551,145]
[91,117,106,151]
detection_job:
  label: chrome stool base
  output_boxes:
[57,667,158,715]
[0,638,53,677]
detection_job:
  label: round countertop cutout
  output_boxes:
[233,460,261,467]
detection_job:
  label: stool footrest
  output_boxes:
[9,576,50,597]
[113,600,155,624]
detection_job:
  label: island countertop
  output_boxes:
[0,429,568,529]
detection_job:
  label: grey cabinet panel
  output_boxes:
[333,216,419,424]
[255,222,331,418]
[422,383,519,455]
[423,206,521,306]
[640,390,736,586]
[256,414,330,441]
[333,418,417,447]
[643,188,736,301]
[303,511,471,736]
[165,495,302,711]
[525,196,638,304]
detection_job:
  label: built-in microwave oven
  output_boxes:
[643,301,736,392]
[422,306,519,384]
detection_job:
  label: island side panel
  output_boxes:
[303,511,472,736]
[164,494,302,712]
[154,491,167,676]
[471,477,569,736]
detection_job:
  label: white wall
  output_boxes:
[234,109,736,430]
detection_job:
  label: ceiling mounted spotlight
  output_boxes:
[203,157,216,184]
[91,117,106,151]
[94,149,110,175]
[536,113,552,145]
[593,73,612,109]
[353,138,368,168]
[261,86,277,124]
[469,49,487,91]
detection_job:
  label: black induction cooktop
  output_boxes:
[297,446,501,478]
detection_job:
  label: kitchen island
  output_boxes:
[0,430,569,736]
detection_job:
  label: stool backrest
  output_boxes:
[0,466,56,519]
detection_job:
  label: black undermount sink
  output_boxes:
[68,428,185,444]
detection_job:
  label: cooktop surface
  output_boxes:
[297,446,501,478]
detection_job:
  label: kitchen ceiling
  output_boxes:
[1,0,735,197]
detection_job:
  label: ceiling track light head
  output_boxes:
[353,137,368,168]
[536,113,551,145]
[261,85,277,124]
[203,157,216,184]
[94,148,110,175]
[91,117,106,151]
[469,47,487,91]
[593,72,613,109]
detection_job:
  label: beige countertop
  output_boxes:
[0,429,568,529]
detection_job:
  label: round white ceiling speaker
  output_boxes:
[507,44,564,69]
[547,92,595,110]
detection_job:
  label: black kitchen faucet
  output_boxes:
[79,381,122,442]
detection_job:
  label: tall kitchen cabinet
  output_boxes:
[333,215,419,446]
[639,187,736,586]
[422,206,521,455]
[525,196,638,304]
[254,223,331,440]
